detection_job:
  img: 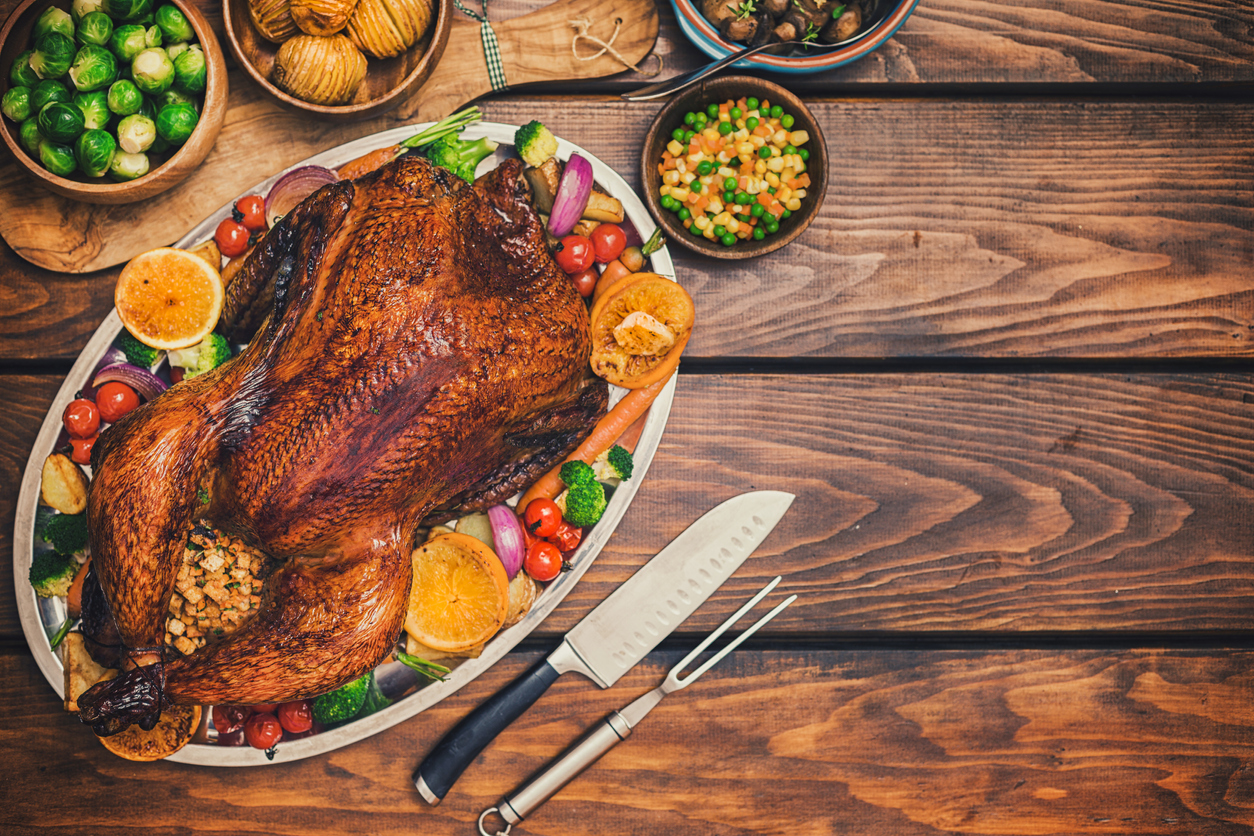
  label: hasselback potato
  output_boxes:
[290,0,360,36]
[273,33,367,105]
[248,0,299,42]
[346,0,432,58]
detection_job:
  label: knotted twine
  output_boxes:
[569,16,662,76]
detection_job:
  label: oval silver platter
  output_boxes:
[13,122,677,766]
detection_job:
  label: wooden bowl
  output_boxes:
[640,76,827,260]
[223,0,451,122]
[0,0,228,204]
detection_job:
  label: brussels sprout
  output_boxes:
[109,24,147,62]
[10,51,41,88]
[153,4,194,43]
[38,138,77,176]
[68,44,118,92]
[116,111,154,152]
[158,86,195,110]
[30,79,70,111]
[148,130,169,153]
[73,0,106,21]
[18,117,45,155]
[171,44,204,94]
[106,78,142,114]
[34,7,74,42]
[74,127,115,176]
[76,11,113,47]
[2,86,32,122]
[72,90,111,129]
[131,47,173,95]
[165,41,188,61]
[138,93,156,119]
[145,25,163,47]
[38,100,86,143]
[30,32,77,79]
[102,0,153,21]
[108,148,148,180]
[154,100,196,144]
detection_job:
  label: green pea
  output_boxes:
[722,190,735,203]
[751,203,765,218]
[784,144,798,155]
[768,186,777,194]
[694,111,707,125]
[730,106,742,119]
[671,127,685,142]
[781,209,792,219]
[717,121,732,136]
[738,192,753,205]
[753,227,765,240]
[713,225,726,238]
[697,160,713,176]
[766,219,779,234]
[720,232,736,247]
[723,176,736,191]
[684,130,695,142]
[659,195,673,211]
[677,207,691,221]
[799,148,809,161]
[706,103,718,119]
[770,105,783,118]
[758,146,772,159]
[745,116,759,130]
[738,212,752,223]
[745,97,759,111]
[690,224,703,236]
[781,114,795,129]
[683,111,696,126]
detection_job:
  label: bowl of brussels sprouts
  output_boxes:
[0,0,226,203]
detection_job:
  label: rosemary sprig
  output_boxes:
[396,650,452,682]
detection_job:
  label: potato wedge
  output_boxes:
[502,570,537,629]
[41,453,88,514]
[583,189,625,223]
[524,157,561,214]
[62,632,116,713]
[187,239,222,273]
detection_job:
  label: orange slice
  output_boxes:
[98,703,202,761]
[115,247,225,350]
[589,273,694,389]
[405,532,510,653]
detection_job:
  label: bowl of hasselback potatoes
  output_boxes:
[223,0,450,120]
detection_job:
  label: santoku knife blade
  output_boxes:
[413,489,794,805]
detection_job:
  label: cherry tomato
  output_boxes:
[244,712,283,750]
[524,540,563,582]
[96,382,140,423]
[590,223,627,264]
[523,498,562,538]
[277,700,313,734]
[62,398,100,439]
[555,235,594,274]
[217,729,246,746]
[569,267,598,298]
[169,366,185,385]
[249,702,279,714]
[215,218,250,258]
[212,704,249,736]
[552,519,582,553]
[70,435,96,465]
[235,195,267,232]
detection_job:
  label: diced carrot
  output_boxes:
[757,193,773,207]
[683,218,692,228]
[738,176,750,191]
[796,173,811,188]
[693,195,709,211]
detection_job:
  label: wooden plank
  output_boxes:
[5,372,1253,640]
[1,97,1252,360]
[3,646,1253,834]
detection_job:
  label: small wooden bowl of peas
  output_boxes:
[640,75,826,259]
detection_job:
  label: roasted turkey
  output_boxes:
[77,156,608,736]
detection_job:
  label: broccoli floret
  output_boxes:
[356,672,392,719]
[563,479,607,527]
[423,133,500,183]
[167,333,232,379]
[514,120,558,167]
[560,459,596,487]
[42,513,89,556]
[312,673,370,724]
[115,329,162,368]
[30,551,77,598]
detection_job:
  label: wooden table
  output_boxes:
[4,0,1254,833]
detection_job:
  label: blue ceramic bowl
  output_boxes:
[670,0,920,74]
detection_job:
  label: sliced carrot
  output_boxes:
[796,173,811,188]
[336,145,404,180]
[517,374,675,508]
[757,193,773,207]
[592,259,633,303]
[67,557,91,620]
[693,195,709,212]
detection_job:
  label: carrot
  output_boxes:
[693,194,709,212]
[67,557,91,620]
[335,145,404,180]
[592,259,632,303]
[517,375,674,509]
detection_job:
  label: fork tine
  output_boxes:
[669,576,782,675]
[677,593,796,686]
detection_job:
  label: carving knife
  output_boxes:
[413,489,795,805]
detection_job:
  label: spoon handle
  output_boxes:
[620,42,779,102]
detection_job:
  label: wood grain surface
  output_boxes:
[3,646,1253,835]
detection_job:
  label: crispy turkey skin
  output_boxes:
[77,156,608,736]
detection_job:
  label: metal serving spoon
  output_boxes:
[621,0,894,102]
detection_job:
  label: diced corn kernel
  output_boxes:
[766,156,785,173]
[754,160,767,174]
[660,185,672,197]
[694,215,710,230]
[713,211,733,226]
[704,128,719,142]
[794,188,807,199]
[663,170,680,186]
[680,171,697,184]
[776,185,792,203]
[737,142,754,156]
[789,130,810,146]
[772,130,789,145]
[708,200,724,216]
[671,187,690,201]
[704,227,717,240]
[786,197,802,211]
[700,183,710,195]
[765,172,781,188]
[687,152,703,164]
[667,140,683,156]
[745,181,760,195]
[716,151,732,164]
[675,159,687,174]
[727,218,741,233]
[781,167,795,183]
[750,135,765,148]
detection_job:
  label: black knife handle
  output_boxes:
[414,658,561,804]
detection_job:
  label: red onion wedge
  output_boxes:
[92,364,167,401]
[547,153,593,238]
[265,165,338,228]
[487,503,526,579]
